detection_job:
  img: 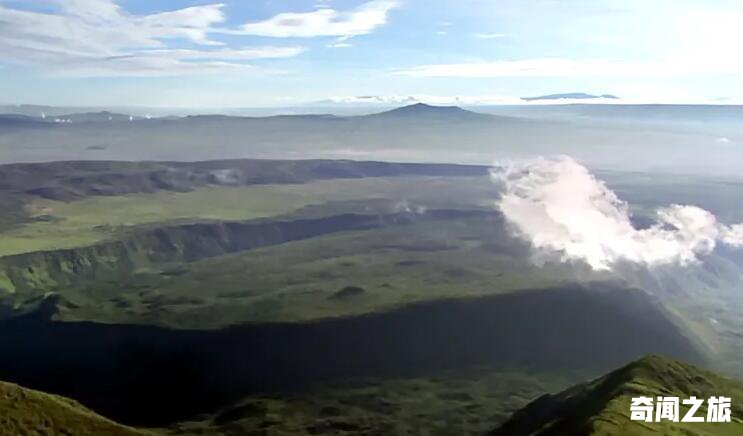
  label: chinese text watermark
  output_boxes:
[630,396,731,423]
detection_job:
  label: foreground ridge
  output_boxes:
[492,355,743,435]
[0,380,151,435]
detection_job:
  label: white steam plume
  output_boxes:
[491,156,743,271]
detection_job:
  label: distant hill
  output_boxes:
[522,92,619,102]
[364,103,493,121]
[0,104,74,118]
[53,111,141,123]
[0,114,50,128]
[0,104,183,118]
[0,379,150,435]
[0,111,145,125]
[492,354,743,435]
[161,105,491,123]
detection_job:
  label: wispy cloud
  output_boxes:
[472,33,506,39]
[394,57,743,78]
[327,42,353,49]
[150,47,306,61]
[238,0,399,38]
[0,0,304,77]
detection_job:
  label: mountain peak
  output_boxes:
[368,103,491,120]
[407,102,444,109]
[389,102,467,113]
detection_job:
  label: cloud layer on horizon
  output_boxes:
[394,57,743,78]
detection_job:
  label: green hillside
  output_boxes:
[492,355,743,436]
[0,380,152,436]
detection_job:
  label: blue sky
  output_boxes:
[1,0,742,107]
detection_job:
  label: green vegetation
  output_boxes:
[493,355,743,435]
[0,380,152,436]
[0,194,27,233]
[0,186,309,257]
[0,176,493,257]
[6,355,742,436]
[34,217,574,328]
[170,367,588,436]
[0,172,529,329]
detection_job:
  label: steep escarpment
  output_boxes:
[0,210,495,298]
[0,285,706,426]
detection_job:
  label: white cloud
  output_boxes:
[394,58,728,78]
[52,0,122,22]
[322,94,521,105]
[327,42,353,49]
[715,137,732,145]
[397,6,743,81]
[472,33,506,39]
[239,0,399,38]
[0,0,304,77]
[147,47,306,61]
[492,156,743,271]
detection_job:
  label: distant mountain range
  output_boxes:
[0,104,182,118]
[0,95,621,120]
[2,102,743,174]
[0,103,497,126]
[0,114,52,129]
[52,111,145,123]
[522,92,619,102]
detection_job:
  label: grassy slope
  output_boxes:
[0,186,309,257]
[0,176,494,257]
[0,380,153,436]
[170,367,588,436]
[492,355,743,436]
